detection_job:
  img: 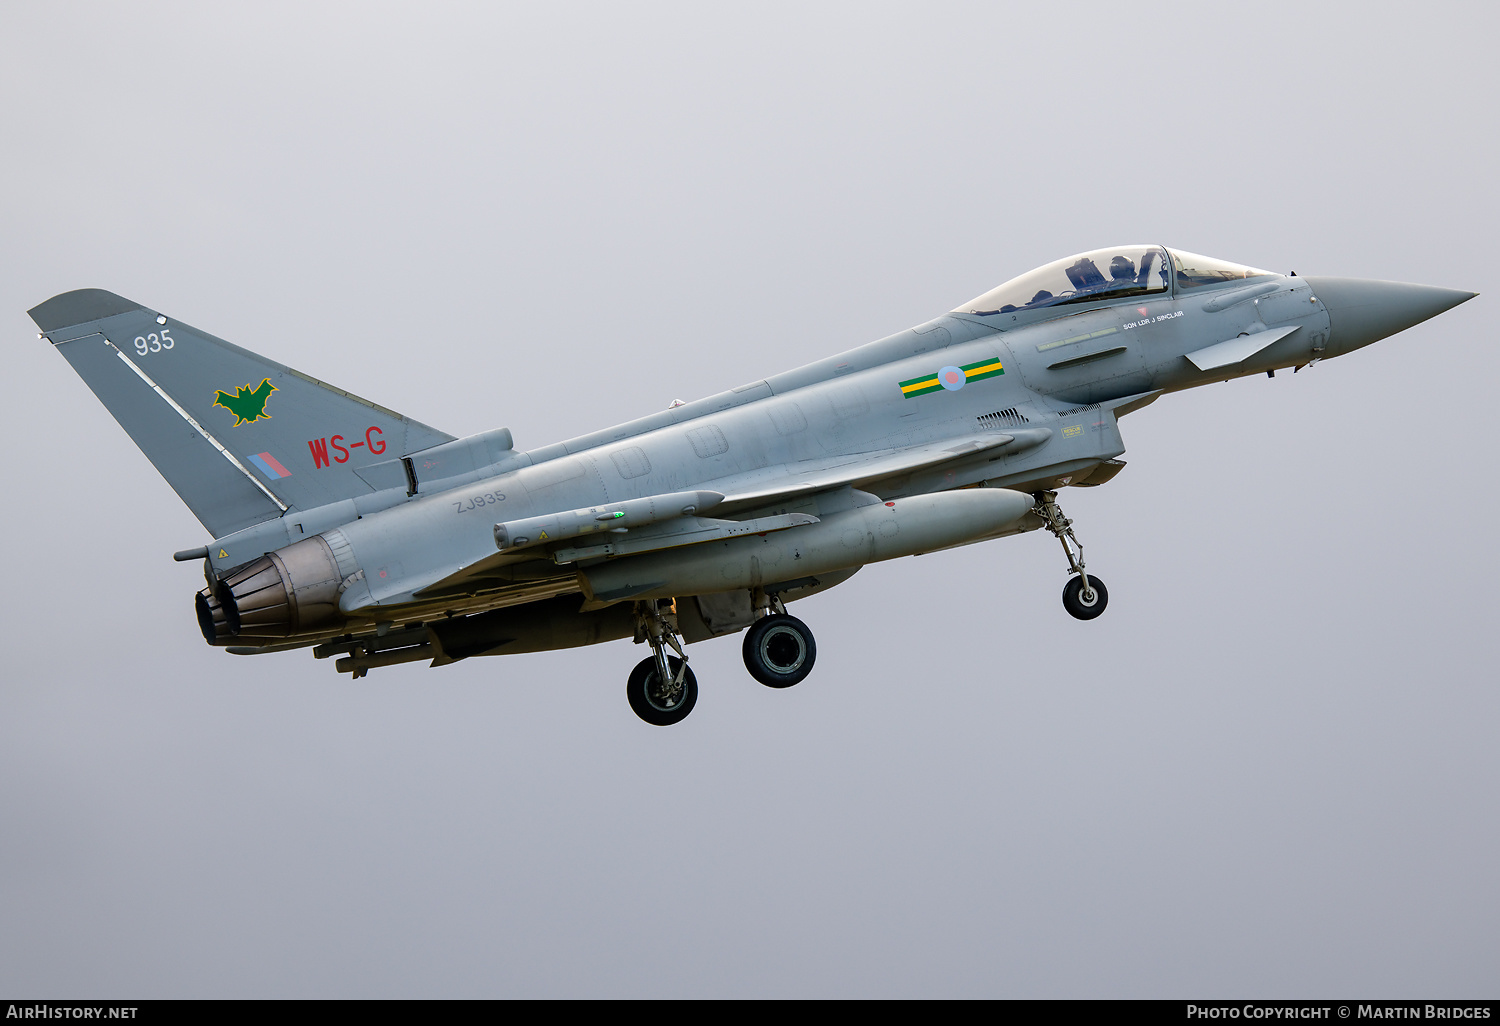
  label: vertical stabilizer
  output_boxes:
[29,289,454,537]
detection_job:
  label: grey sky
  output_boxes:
[1,1,1495,997]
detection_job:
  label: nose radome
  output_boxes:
[1302,277,1476,356]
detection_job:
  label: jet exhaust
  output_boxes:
[196,535,348,645]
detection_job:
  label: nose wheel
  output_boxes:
[1061,575,1108,620]
[1035,490,1110,621]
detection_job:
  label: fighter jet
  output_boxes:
[28,246,1474,724]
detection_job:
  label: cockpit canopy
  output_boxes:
[1168,249,1276,289]
[954,246,1275,319]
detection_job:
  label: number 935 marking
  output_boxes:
[455,491,505,513]
[133,329,175,356]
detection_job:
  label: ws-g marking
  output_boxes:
[214,378,277,425]
[455,490,506,513]
[307,426,386,468]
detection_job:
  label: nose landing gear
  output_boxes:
[1061,574,1109,620]
[1035,490,1109,620]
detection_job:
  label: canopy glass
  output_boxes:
[1168,249,1275,289]
[956,245,1170,317]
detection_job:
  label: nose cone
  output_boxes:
[1302,277,1476,356]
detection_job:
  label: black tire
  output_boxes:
[626,655,698,726]
[1062,575,1108,620]
[742,614,817,688]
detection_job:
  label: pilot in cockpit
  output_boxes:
[1065,257,1107,292]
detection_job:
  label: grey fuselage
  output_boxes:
[203,264,1345,638]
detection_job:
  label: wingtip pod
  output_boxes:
[28,289,144,336]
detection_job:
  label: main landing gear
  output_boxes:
[626,600,698,726]
[742,590,817,688]
[1035,490,1109,621]
[624,591,820,725]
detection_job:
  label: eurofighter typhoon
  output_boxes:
[29,247,1474,724]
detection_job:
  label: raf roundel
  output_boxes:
[938,365,965,391]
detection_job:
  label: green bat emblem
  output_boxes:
[214,377,278,426]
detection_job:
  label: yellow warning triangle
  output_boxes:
[539,530,548,540]
[218,549,228,558]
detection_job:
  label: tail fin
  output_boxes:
[29,289,454,537]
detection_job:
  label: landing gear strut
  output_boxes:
[626,600,698,726]
[742,590,817,688]
[1035,490,1109,620]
